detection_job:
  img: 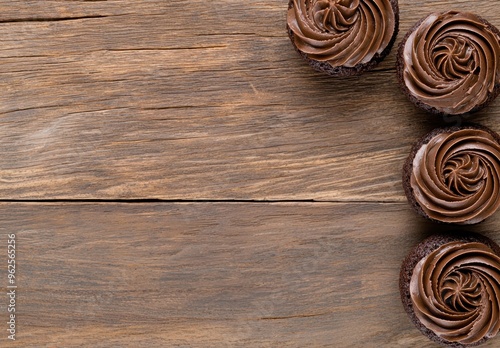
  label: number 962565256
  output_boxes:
[7,234,15,285]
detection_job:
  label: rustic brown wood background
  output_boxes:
[0,0,500,347]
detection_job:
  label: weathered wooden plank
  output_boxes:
[0,0,498,201]
[0,202,499,347]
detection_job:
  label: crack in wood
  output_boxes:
[0,15,109,23]
[259,312,332,320]
[104,46,228,51]
[0,199,405,204]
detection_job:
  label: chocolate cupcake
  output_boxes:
[287,0,399,76]
[403,125,500,225]
[400,233,500,347]
[397,11,500,115]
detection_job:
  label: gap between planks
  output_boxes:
[0,199,406,205]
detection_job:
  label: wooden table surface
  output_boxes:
[1,0,500,347]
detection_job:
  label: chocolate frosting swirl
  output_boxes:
[287,0,396,67]
[401,11,500,115]
[410,241,500,345]
[410,128,500,224]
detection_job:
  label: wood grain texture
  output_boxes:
[1,202,499,347]
[2,1,500,347]
[0,0,498,200]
